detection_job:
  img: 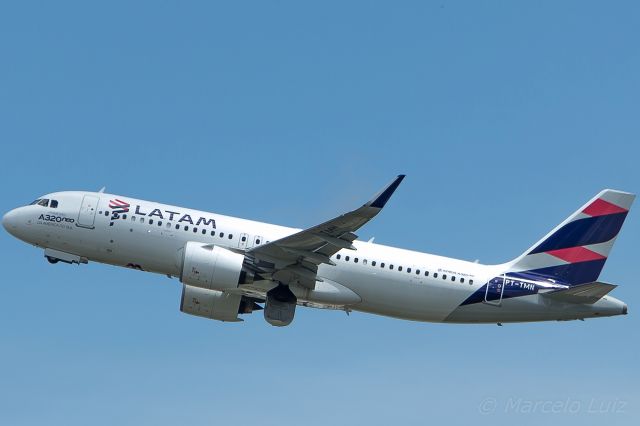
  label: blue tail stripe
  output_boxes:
[530,212,627,254]
[514,258,607,285]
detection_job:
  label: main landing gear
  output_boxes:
[264,283,297,327]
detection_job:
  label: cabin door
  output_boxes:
[484,275,505,306]
[77,195,99,229]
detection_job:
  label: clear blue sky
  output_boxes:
[1,1,638,425]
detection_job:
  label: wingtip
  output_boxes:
[368,174,406,209]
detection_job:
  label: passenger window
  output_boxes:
[105,211,109,217]
[354,258,358,263]
[50,200,58,208]
[167,223,171,228]
[193,228,198,233]
[398,266,402,271]
[442,274,447,280]
[337,254,341,260]
[345,256,350,261]
[140,218,145,224]
[132,216,136,222]
[363,259,367,265]
[451,276,456,282]
[175,224,180,230]
[184,226,188,231]
[390,265,394,270]
[256,239,261,244]
[407,268,411,273]
[381,263,385,268]
[470,280,474,285]
[241,236,246,242]
[156,220,161,226]
[229,234,233,239]
[460,278,465,283]
[149,219,154,225]
[210,231,215,236]
[416,269,420,275]
[123,214,127,220]
[425,271,429,277]
[372,261,376,266]
[220,232,224,238]
[433,273,438,278]
[202,229,206,235]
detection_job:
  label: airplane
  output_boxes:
[2,176,634,326]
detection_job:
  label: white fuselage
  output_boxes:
[3,191,627,324]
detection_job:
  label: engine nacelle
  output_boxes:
[179,242,247,291]
[180,285,242,322]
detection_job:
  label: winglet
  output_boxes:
[367,175,406,209]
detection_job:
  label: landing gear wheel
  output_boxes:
[264,283,297,327]
[46,256,59,264]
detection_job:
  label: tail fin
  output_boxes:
[507,189,635,285]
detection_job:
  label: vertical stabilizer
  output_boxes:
[506,190,634,285]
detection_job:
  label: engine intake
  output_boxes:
[180,242,247,291]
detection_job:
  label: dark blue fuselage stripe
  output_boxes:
[530,212,627,254]
[460,284,488,306]
[459,259,608,306]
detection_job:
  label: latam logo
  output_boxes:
[107,199,217,229]
[109,199,131,213]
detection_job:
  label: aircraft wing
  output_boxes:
[247,175,405,287]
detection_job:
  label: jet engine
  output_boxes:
[180,284,262,322]
[179,242,252,291]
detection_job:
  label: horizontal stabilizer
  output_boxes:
[543,281,617,304]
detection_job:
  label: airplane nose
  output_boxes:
[2,209,19,233]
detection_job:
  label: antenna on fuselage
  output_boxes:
[98,186,106,193]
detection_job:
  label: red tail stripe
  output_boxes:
[583,198,628,217]
[546,246,606,263]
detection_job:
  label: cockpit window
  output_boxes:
[29,199,53,207]
[29,198,52,209]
